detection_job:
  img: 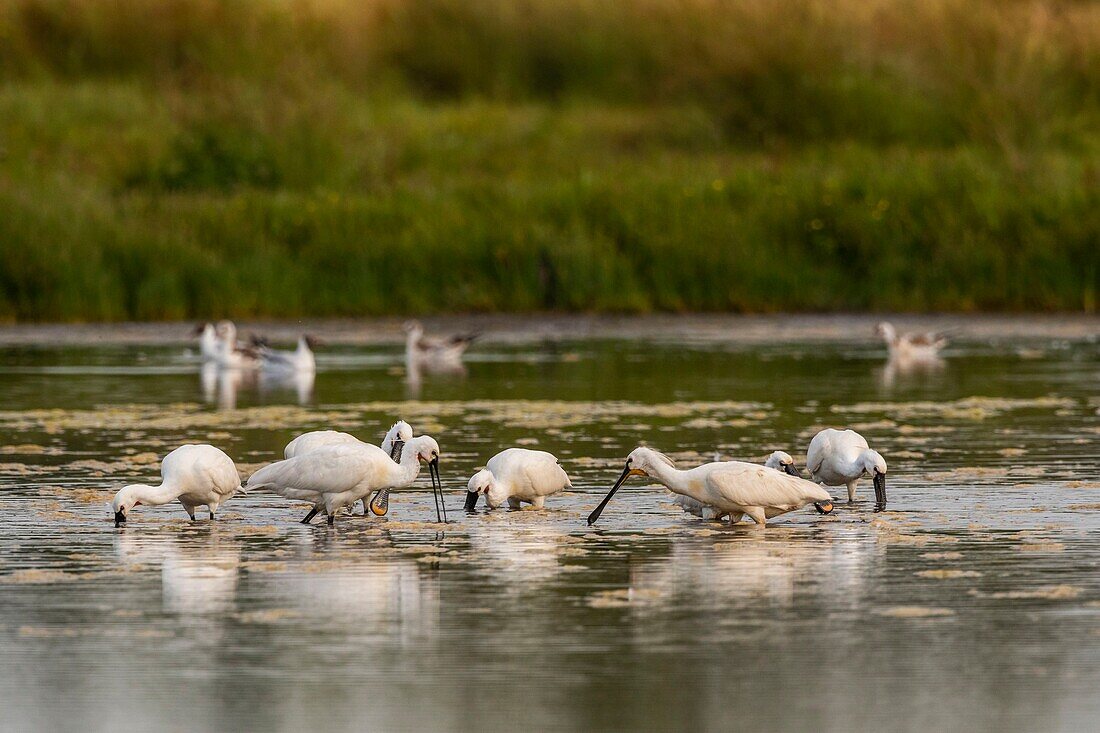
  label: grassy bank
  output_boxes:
[1,0,1097,320]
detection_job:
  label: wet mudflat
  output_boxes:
[0,320,1097,732]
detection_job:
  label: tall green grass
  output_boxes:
[0,0,1097,320]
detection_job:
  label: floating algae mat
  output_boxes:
[0,326,1098,732]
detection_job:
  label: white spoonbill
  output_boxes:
[404,321,478,365]
[807,428,888,508]
[464,448,572,510]
[193,323,218,362]
[283,421,414,516]
[876,321,947,360]
[213,320,260,370]
[673,450,801,520]
[259,335,319,373]
[246,435,444,525]
[109,444,244,527]
[588,447,833,528]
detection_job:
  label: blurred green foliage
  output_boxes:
[0,0,1096,320]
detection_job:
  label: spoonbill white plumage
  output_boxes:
[404,321,478,366]
[464,448,572,510]
[673,450,802,520]
[213,321,260,370]
[193,323,218,362]
[246,435,444,525]
[588,447,833,528]
[259,335,319,373]
[806,428,888,508]
[876,321,947,360]
[109,444,244,527]
[282,421,414,516]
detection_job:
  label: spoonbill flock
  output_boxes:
[108,423,888,529]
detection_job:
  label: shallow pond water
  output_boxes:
[0,323,1098,732]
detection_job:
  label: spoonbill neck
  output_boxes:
[121,482,182,507]
[394,445,425,484]
[645,461,703,502]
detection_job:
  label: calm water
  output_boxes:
[0,326,1097,732]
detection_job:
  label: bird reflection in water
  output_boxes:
[879,352,946,389]
[201,362,314,408]
[113,533,242,615]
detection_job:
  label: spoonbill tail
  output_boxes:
[464,448,572,511]
[673,450,803,520]
[246,435,444,525]
[807,428,888,509]
[282,421,414,517]
[876,321,947,360]
[109,444,244,527]
[588,447,833,528]
[404,321,478,366]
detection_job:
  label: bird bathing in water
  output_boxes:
[109,444,244,527]
[464,448,572,511]
[246,435,445,525]
[806,428,888,509]
[404,320,478,366]
[876,321,947,361]
[673,450,803,520]
[588,447,833,528]
[282,421,414,516]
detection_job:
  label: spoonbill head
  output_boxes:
[380,420,414,461]
[587,447,675,525]
[764,450,800,476]
[465,469,496,510]
[110,484,147,527]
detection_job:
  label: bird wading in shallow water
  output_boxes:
[464,448,572,511]
[109,444,244,527]
[806,428,888,509]
[247,435,445,525]
[673,450,805,521]
[282,421,414,516]
[588,447,833,528]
